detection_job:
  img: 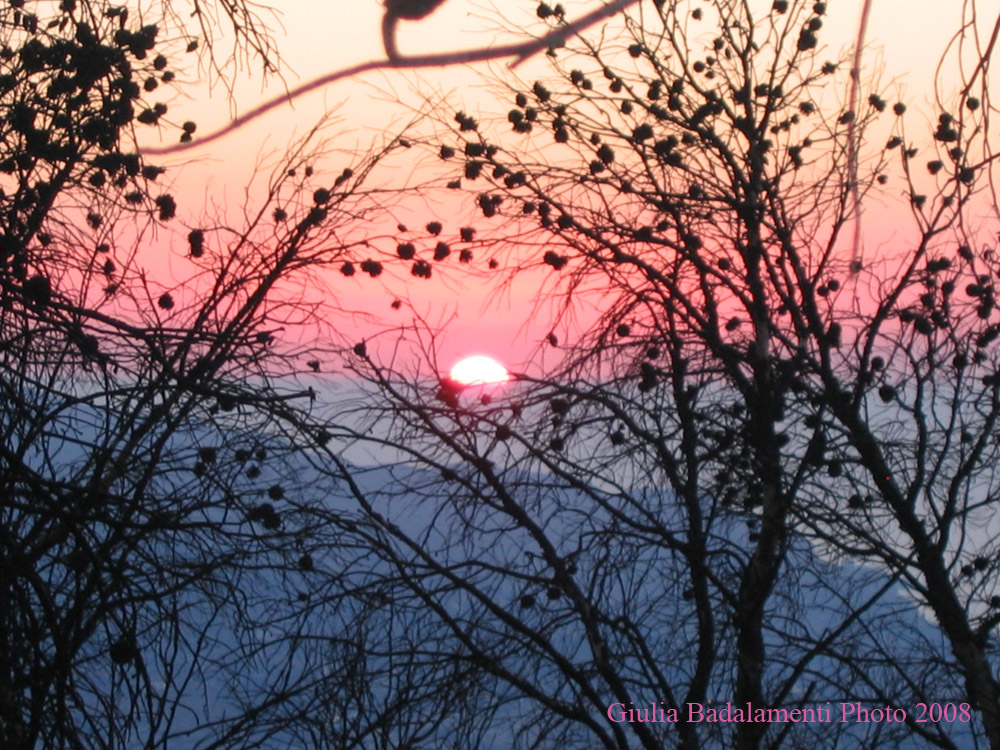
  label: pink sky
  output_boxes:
[138,0,985,374]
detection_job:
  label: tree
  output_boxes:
[0,2,440,747]
[324,0,1000,748]
[4,2,690,747]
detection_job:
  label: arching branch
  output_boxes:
[141,0,640,156]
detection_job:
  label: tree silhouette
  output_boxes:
[0,2,445,748]
[328,0,1000,748]
[8,0,1000,748]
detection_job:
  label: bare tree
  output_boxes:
[0,2,454,748]
[9,0,999,747]
[317,0,1000,748]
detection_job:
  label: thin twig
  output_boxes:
[847,0,873,270]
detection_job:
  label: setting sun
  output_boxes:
[448,355,510,386]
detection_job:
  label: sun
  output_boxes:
[449,355,510,386]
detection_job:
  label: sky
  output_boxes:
[139,0,984,375]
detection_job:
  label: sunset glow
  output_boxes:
[448,355,510,386]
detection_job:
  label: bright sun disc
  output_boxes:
[449,355,510,386]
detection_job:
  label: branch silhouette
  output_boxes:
[846,0,873,269]
[142,0,639,157]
